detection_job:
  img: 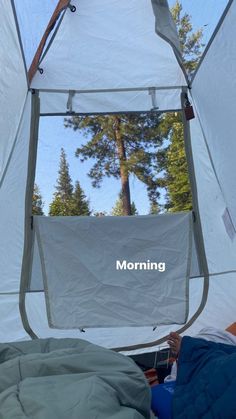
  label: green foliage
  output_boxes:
[49,148,74,216]
[171,0,204,75]
[56,147,73,199]
[32,184,44,215]
[49,193,74,216]
[162,114,192,212]
[65,113,163,213]
[72,181,91,216]
[49,148,90,216]
[111,192,138,216]
[93,211,108,217]
[149,200,160,215]
[156,1,204,212]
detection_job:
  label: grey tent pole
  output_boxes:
[19,90,40,339]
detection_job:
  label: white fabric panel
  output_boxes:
[39,88,182,115]
[25,273,200,354]
[0,0,28,181]
[31,0,186,112]
[0,94,32,292]
[192,0,236,228]
[182,273,236,338]
[189,111,236,274]
[35,213,192,328]
[0,295,29,342]
[30,214,200,292]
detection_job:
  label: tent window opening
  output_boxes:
[28,110,198,331]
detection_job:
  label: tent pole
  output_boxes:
[19,90,40,339]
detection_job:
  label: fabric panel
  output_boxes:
[34,213,192,328]
[0,0,27,182]
[189,110,236,274]
[191,0,236,230]
[31,0,187,94]
[151,0,181,55]
[0,338,150,419]
[0,295,29,342]
[38,88,182,114]
[0,94,32,293]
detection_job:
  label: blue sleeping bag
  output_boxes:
[173,336,236,418]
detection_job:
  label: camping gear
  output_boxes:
[0,337,151,418]
[173,336,236,418]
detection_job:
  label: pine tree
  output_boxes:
[157,1,204,212]
[49,148,74,216]
[111,192,138,216]
[32,184,44,215]
[149,200,159,215]
[65,114,163,215]
[171,0,204,75]
[71,181,91,216]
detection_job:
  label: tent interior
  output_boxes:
[0,0,236,361]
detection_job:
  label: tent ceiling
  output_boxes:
[27,0,187,114]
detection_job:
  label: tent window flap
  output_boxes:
[31,213,194,329]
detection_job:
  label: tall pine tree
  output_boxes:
[71,181,91,216]
[65,114,163,215]
[49,149,91,216]
[49,148,75,216]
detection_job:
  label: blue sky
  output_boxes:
[15,0,228,214]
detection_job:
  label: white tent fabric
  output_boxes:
[189,111,236,274]
[39,88,183,115]
[191,0,236,231]
[31,0,187,114]
[0,1,28,181]
[24,273,235,355]
[0,94,32,343]
[34,213,192,328]
[0,93,32,293]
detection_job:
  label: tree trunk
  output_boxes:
[113,117,132,215]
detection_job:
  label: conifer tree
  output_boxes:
[111,192,138,216]
[149,200,160,215]
[49,148,74,216]
[32,184,44,215]
[65,114,162,215]
[71,181,91,216]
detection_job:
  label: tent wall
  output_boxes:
[189,0,236,274]
[191,0,236,231]
[181,0,236,340]
[189,112,236,274]
[0,94,32,342]
[0,0,28,181]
